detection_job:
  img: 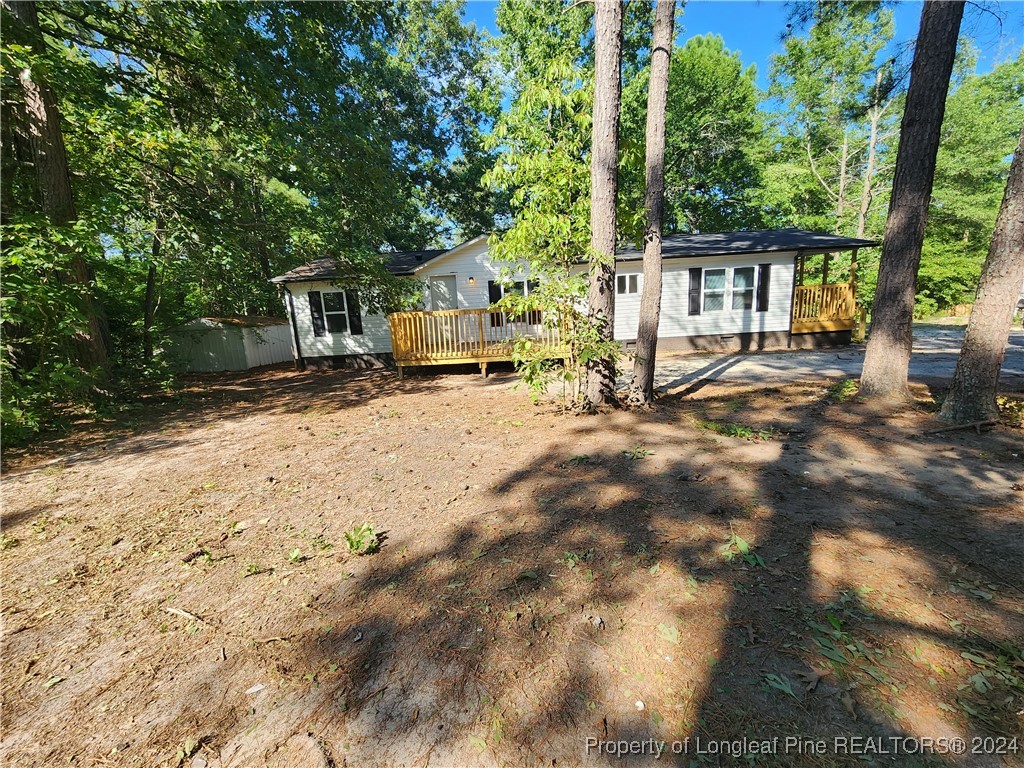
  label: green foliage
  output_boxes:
[825,378,859,403]
[621,444,653,460]
[485,0,647,406]
[344,523,380,556]
[1,1,498,441]
[768,3,899,235]
[920,51,1024,312]
[659,34,767,232]
[719,532,765,568]
[699,420,776,441]
[0,217,106,441]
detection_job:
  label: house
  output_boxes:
[270,228,877,375]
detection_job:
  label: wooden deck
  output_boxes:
[791,282,857,333]
[388,308,564,377]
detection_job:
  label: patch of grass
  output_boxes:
[286,548,304,564]
[622,444,653,460]
[825,377,860,403]
[344,523,380,555]
[565,454,591,466]
[310,534,333,552]
[243,563,264,577]
[698,420,777,441]
[559,549,594,569]
[0,533,19,551]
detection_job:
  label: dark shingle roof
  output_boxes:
[616,228,878,261]
[384,249,449,275]
[270,249,447,283]
[271,229,878,284]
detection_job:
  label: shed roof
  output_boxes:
[176,316,288,329]
[615,228,878,262]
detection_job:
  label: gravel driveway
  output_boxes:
[654,323,1024,393]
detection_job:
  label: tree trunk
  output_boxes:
[860,0,963,402]
[857,71,883,239]
[584,0,624,409]
[5,0,109,370]
[939,122,1024,423]
[627,0,675,408]
[836,130,848,231]
[143,214,164,361]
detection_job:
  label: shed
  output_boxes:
[167,317,293,372]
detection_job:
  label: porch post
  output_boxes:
[821,252,832,285]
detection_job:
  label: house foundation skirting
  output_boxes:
[300,353,395,370]
[625,329,852,354]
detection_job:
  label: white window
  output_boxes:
[616,273,640,295]
[703,269,726,312]
[732,267,755,310]
[322,292,349,334]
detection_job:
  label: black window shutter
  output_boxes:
[488,280,504,327]
[688,268,702,316]
[756,263,771,312]
[308,290,326,337]
[345,290,363,335]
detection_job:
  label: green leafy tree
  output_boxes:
[1,0,500,440]
[484,0,651,407]
[659,34,765,233]
[917,50,1024,314]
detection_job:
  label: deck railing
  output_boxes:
[388,308,563,372]
[791,282,857,333]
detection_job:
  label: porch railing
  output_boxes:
[388,308,563,367]
[791,282,857,333]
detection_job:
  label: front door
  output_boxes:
[430,275,458,311]
[430,275,460,350]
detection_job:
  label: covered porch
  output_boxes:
[790,248,864,337]
[388,308,565,378]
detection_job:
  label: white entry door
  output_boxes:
[430,275,458,311]
[430,275,460,348]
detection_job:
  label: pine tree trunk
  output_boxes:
[584,0,623,409]
[6,0,109,370]
[626,0,675,408]
[860,0,963,402]
[939,122,1024,423]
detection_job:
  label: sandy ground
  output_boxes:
[1,365,1022,768]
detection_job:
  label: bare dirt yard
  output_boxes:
[2,364,1022,767]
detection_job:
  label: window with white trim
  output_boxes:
[732,267,755,310]
[703,269,726,312]
[616,273,640,295]
[322,291,349,334]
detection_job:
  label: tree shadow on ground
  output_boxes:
[5,375,1020,768]
[206,391,1023,767]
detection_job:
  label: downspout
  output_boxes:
[284,285,305,370]
[787,252,801,349]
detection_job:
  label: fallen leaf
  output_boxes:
[795,667,828,692]
[840,691,857,720]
